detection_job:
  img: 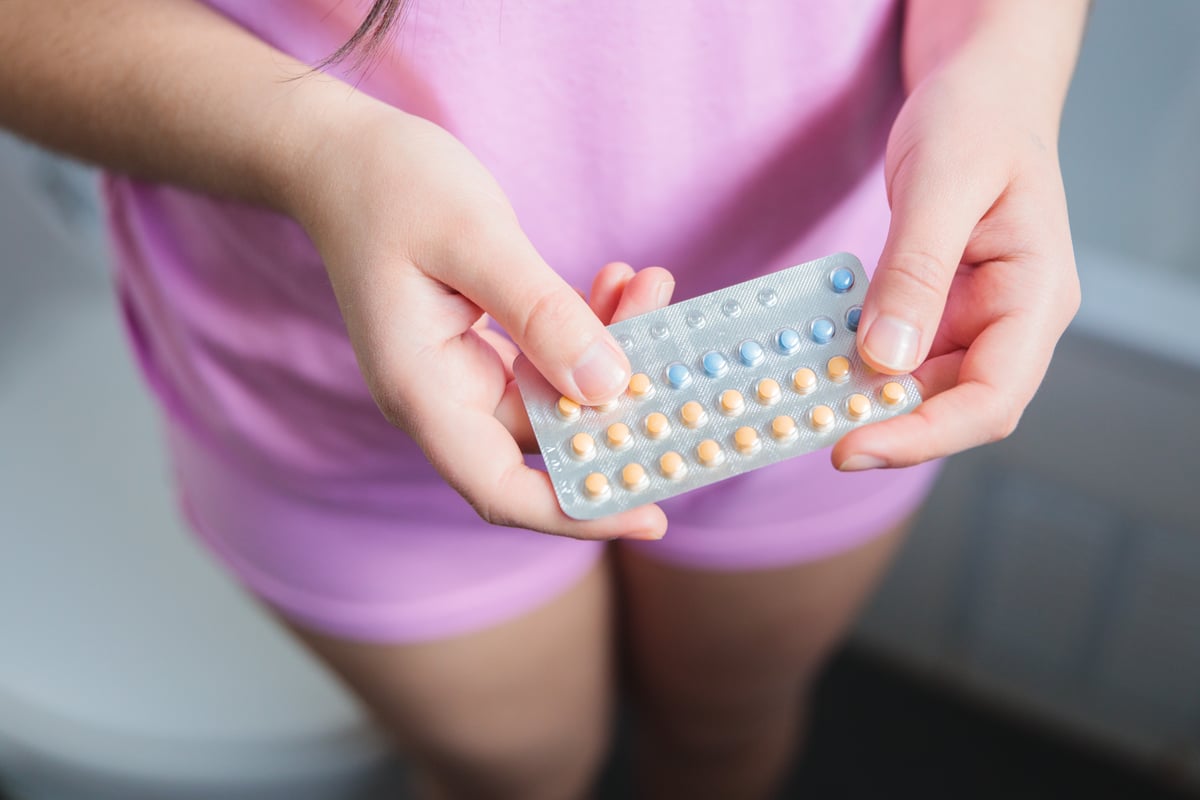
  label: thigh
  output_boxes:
[616,517,910,737]
[281,558,616,800]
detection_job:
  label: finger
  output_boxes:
[470,313,490,331]
[476,326,521,380]
[858,151,1002,374]
[497,268,676,452]
[909,349,965,399]
[494,377,537,452]
[418,398,668,540]
[829,350,963,469]
[610,266,675,323]
[495,266,675,454]
[834,313,1049,469]
[589,262,635,323]
[440,227,632,405]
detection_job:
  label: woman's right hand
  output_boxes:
[285,102,671,540]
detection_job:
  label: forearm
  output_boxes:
[902,0,1089,136]
[0,0,378,212]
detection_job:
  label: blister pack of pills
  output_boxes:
[514,252,921,520]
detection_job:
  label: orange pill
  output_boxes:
[583,472,609,499]
[571,432,596,459]
[622,463,648,491]
[557,395,581,421]
[644,412,670,438]
[792,368,817,394]
[680,400,707,428]
[719,389,745,416]
[847,393,871,420]
[628,372,653,399]
[756,378,782,405]
[659,450,685,479]
[606,422,632,449]
[810,404,835,430]
[696,439,723,466]
[827,356,851,382]
[771,414,797,441]
[880,381,906,406]
[733,425,760,454]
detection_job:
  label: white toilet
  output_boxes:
[0,303,407,800]
[0,144,407,799]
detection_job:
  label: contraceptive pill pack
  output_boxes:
[514,252,922,520]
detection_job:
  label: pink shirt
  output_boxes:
[106,0,903,494]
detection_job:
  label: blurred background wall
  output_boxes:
[857,0,1200,780]
[1,0,1198,796]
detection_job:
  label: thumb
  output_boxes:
[858,155,992,374]
[448,226,631,405]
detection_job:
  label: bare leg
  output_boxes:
[281,559,615,800]
[616,518,912,800]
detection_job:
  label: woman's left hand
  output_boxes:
[833,50,1081,471]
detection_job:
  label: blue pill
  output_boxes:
[738,340,765,367]
[776,328,801,355]
[831,268,855,293]
[846,306,862,332]
[810,317,835,344]
[701,350,728,378]
[666,362,692,389]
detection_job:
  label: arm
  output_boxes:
[834,0,1089,469]
[901,0,1086,111]
[0,0,346,209]
[0,0,669,539]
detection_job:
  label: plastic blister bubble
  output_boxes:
[514,253,922,520]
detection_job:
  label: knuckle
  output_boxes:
[1063,275,1083,321]
[886,249,950,299]
[520,283,585,349]
[909,411,944,463]
[372,389,412,432]
[470,497,503,528]
[469,467,520,529]
[470,491,505,528]
[884,135,926,195]
[986,398,1022,443]
[990,416,1019,443]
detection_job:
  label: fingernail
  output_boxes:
[572,339,629,402]
[627,526,666,541]
[839,454,888,471]
[656,280,676,308]
[863,316,921,372]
